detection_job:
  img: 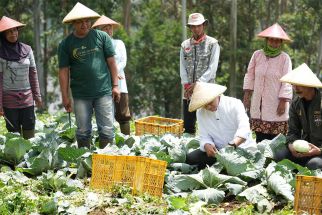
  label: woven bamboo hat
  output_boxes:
[188,82,227,112]
[0,16,25,32]
[62,2,100,24]
[92,15,120,29]
[280,63,322,88]
[257,23,291,42]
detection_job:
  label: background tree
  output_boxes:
[1,0,320,118]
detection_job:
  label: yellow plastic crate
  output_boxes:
[90,154,167,197]
[294,175,322,215]
[135,116,183,136]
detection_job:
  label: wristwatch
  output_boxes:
[228,140,237,149]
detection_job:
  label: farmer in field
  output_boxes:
[185,82,256,170]
[92,16,131,135]
[274,63,322,170]
[0,16,42,139]
[58,3,120,149]
[180,13,220,135]
[243,23,293,142]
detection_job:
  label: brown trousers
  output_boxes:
[115,93,131,124]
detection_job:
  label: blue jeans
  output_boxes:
[73,95,114,143]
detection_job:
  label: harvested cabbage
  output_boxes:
[293,140,310,153]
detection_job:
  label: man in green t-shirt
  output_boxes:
[58,3,120,149]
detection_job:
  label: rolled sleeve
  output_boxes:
[234,100,251,139]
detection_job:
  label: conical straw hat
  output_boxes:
[280,63,322,88]
[92,15,120,29]
[62,2,100,24]
[0,16,25,32]
[257,23,291,42]
[188,82,227,112]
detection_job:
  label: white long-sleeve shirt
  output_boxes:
[197,95,256,151]
[112,39,128,93]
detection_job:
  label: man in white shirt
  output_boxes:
[186,82,256,169]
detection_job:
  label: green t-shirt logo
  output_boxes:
[72,46,99,61]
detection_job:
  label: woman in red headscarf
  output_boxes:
[243,23,293,142]
[0,16,42,139]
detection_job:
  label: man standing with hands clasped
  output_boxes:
[180,13,220,135]
[58,3,120,149]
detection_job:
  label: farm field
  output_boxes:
[0,113,320,214]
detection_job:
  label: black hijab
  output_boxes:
[0,30,31,62]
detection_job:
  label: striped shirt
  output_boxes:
[0,50,41,109]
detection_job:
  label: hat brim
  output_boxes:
[63,16,100,24]
[280,63,322,88]
[257,35,292,42]
[188,82,227,112]
[0,16,26,32]
[187,19,208,26]
[280,80,322,88]
[0,24,25,32]
[91,16,121,29]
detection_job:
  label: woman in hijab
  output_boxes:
[243,23,293,142]
[0,16,42,139]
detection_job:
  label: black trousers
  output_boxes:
[255,132,278,142]
[186,149,216,170]
[183,99,196,134]
[3,106,35,132]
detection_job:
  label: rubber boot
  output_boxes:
[120,122,130,135]
[77,139,91,149]
[22,129,35,139]
[99,138,114,149]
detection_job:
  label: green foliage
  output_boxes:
[37,170,81,194]
[0,188,37,215]
[110,184,132,198]
[168,195,199,211]
[128,1,182,117]
[0,134,32,166]
[58,147,87,163]
[39,197,57,214]
[0,0,320,116]
[231,204,255,215]
[1,112,322,213]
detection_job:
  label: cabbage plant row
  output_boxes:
[0,113,321,214]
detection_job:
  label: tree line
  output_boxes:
[0,0,321,118]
